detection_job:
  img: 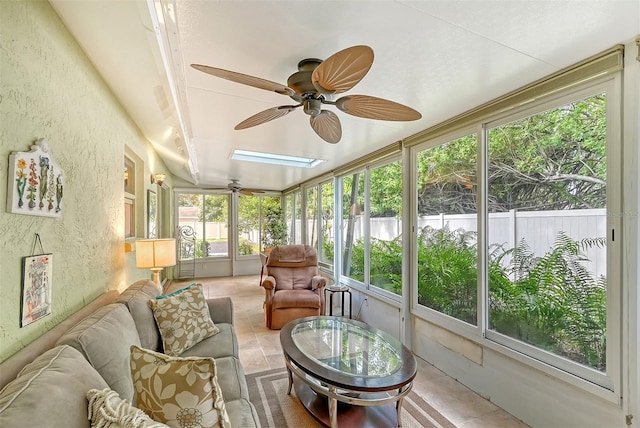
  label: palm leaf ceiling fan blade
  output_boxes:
[335,95,422,121]
[234,105,300,130]
[311,45,374,95]
[310,110,342,144]
[191,64,294,96]
[240,188,265,196]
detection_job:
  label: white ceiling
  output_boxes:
[50,0,639,192]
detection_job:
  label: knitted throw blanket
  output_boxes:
[86,388,168,428]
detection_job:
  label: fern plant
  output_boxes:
[491,232,607,370]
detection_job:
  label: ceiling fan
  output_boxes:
[191,45,422,144]
[205,179,265,196]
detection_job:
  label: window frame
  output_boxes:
[175,191,231,260]
[410,125,482,339]
[412,130,480,327]
[336,155,405,303]
[481,77,621,395]
[236,193,283,257]
[318,179,335,269]
[124,153,138,240]
[409,74,622,401]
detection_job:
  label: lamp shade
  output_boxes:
[136,239,176,268]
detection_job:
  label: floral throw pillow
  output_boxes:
[149,283,220,356]
[86,387,169,428]
[130,345,231,428]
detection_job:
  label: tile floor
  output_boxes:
[168,275,529,428]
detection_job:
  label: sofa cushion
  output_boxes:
[178,323,238,360]
[56,303,141,403]
[0,345,108,427]
[116,280,163,351]
[224,398,261,428]
[87,388,169,428]
[149,284,220,356]
[204,356,248,403]
[272,289,320,309]
[130,345,231,428]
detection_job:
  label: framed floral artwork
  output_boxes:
[21,253,53,327]
[7,139,64,218]
[147,189,157,238]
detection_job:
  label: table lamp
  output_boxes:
[135,238,176,287]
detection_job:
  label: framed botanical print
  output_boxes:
[147,189,157,238]
[7,139,64,218]
[21,253,53,326]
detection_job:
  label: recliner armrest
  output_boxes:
[311,275,327,291]
[262,276,276,290]
[206,297,233,325]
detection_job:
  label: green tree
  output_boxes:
[177,193,229,222]
[370,160,403,217]
[262,204,288,248]
[415,95,606,215]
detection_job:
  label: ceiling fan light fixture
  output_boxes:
[303,98,322,116]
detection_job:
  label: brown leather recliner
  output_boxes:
[260,245,326,329]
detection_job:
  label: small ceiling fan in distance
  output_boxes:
[205,179,265,196]
[191,45,422,144]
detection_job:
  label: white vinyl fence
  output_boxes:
[343,209,607,277]
[180,208,607,277]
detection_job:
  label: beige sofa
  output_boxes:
[0,280,260,427]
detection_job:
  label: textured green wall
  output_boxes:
[0,0,169,362]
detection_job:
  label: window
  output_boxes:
[177,193,229,258]
[319,180,334,266]
[486,92,611,377]
[369,160,403,296]
[237,194,284,255]
[237,194,259,255]
[415,134,478,324]
[293,190,302,244]
[285,193,295,244]
[341,172,365,280]
[306,186,318,248]
[337,159,404,296]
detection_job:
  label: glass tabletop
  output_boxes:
[291,317,403,378]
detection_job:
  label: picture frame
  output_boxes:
[21,253,53,327]
[147,189,157,238]
[7,139,64,218]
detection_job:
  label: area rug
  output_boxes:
[246,367,456,428]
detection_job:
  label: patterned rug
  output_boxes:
[246,367,456,428]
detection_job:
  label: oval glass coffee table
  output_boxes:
[280,316,417,427]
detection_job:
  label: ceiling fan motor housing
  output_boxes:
[287,58,322,95]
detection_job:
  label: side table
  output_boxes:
[325,285,352,318]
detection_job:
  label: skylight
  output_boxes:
[232,149,325,168]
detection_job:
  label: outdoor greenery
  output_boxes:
[348,225,606,370]
[262,204,288,248]
[178,193,228,222]
[414,95,607,215]
[237,195,281,254]
[417,225,479,324]
[490,232,607,370]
